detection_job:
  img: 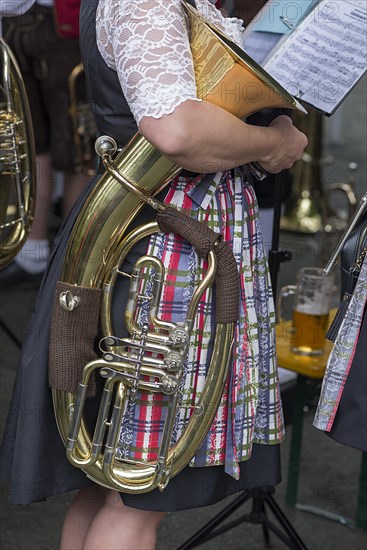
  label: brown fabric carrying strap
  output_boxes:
[49,281,101,396]
[157,207,239,324]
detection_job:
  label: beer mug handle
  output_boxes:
[277,285,297,324]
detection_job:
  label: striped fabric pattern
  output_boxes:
[117,168,284,479]
[314,254,367,432]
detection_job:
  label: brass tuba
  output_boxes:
[0,38,36,268]
[68,62,97,177]
[280,108,357,234]
[51,2,306,494]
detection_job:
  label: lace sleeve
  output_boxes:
[96,0,245,125]
[97,0,201,125]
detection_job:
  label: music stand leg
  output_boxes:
[264,493,308,549]
[261,499,272,548]
[176,490,251,550]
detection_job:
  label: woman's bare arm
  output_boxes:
[139,99,308,174]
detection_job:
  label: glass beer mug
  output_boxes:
[278,267,334,356]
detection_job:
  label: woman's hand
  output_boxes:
[257,115,308,173]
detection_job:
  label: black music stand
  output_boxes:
[177,165,308,550]
[177,487,307,550]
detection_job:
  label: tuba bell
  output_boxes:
[0,38,36,268]
[50,1,306,494]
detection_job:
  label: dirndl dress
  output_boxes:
[0,0,284,509]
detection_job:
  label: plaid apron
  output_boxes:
[314,254,367,433]
[117,168,284,479]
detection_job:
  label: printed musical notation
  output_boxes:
[263,0,367,114]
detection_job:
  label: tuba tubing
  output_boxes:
[281,109,357,234]
[51,2,306,493]
[0,38,36,268]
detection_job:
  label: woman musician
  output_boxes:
[0,1,307,549]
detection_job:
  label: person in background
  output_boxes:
[0,0,89,285]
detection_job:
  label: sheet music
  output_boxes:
[263,0,367,115]
[242,0,319,63]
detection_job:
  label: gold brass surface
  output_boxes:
[281,109,357,234]
[184,1,307,117]
[53,315,233,493]
[53,222,234,493]
[0,38,36,268]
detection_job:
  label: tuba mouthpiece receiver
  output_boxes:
[94,135,118,158]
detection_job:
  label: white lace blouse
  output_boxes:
[96,0,245,124]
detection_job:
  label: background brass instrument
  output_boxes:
[280,108,357,235]
[51,1,306,494]
[68,62,97,177]
[0,38,36,268]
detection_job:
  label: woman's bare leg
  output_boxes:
[81,489,165,550]
[60,485,107,550]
